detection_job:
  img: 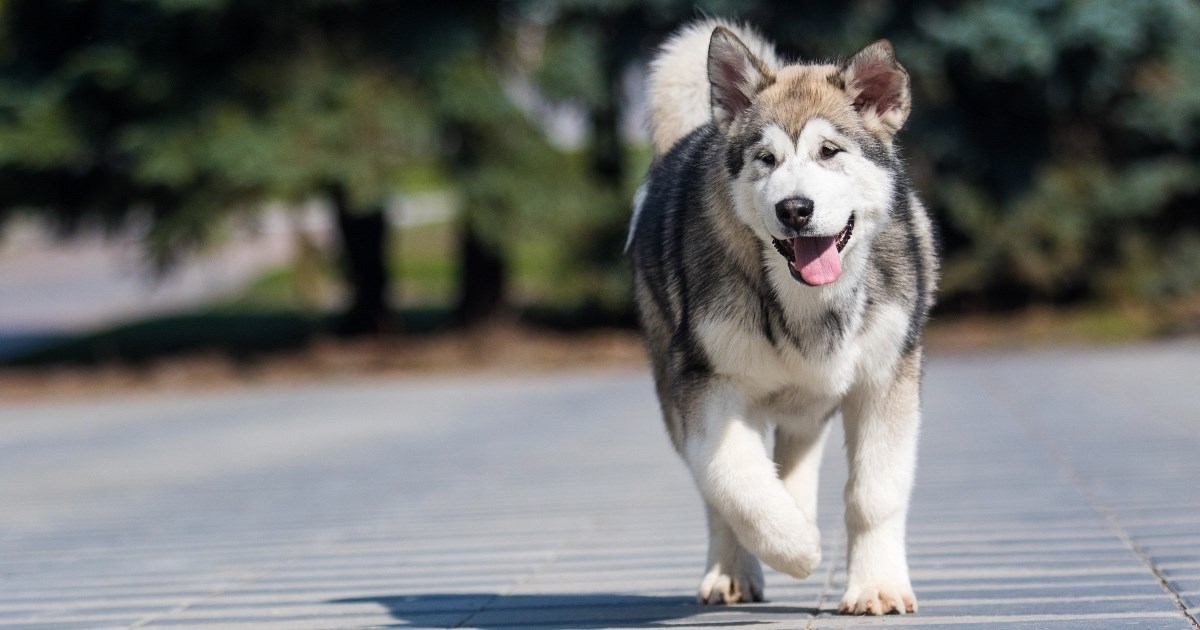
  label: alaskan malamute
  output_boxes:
[627,19,938,615]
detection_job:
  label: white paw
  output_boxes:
[751,524,821,579]
[762,545,820,580]
[838,580,917,615]
[698,559,764,605]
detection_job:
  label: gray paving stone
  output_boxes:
[1176,585,1200,608]
[917,582,1169,599]
[807,615,1191,629]
[1,343,1199,629]
[917,595,1180,616]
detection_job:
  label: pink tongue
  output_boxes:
[792,237,842,285]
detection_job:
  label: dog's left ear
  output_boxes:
[840,40,911,138]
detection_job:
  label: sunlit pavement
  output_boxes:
[1,343,1198,629]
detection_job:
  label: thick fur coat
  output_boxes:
[627,19,938,615]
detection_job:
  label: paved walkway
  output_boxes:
[1,343,1198,629]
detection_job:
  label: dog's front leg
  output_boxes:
[838,352,922,615]
[683,381,822,584]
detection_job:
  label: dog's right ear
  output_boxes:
[708,26,771,133]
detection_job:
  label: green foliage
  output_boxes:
[123,59,437,208]
[905,0,1200,306]
[0,1,452,265]
[427,43,631,309]
[0,82,85,167]
[536,26,606,107]
[434,52,588,244]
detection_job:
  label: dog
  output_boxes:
[626,19,938,615]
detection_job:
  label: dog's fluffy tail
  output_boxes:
[647,18,781,156]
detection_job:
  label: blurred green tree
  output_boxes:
[907,0,1200,307]
[0,0,620,332]
[0,0,453,334]
[433,43,608,323]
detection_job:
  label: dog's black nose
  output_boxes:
[775,196,814,230]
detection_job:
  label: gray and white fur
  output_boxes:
[627,18,938,615]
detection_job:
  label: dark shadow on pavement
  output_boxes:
[0,330,64,361]
[0,303,639,368]
[330,593,818,628]
[0,311,326,367]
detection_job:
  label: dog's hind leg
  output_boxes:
[774,419,833,523]
[698,502,764,604]
[683,382,822,582]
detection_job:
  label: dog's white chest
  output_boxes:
[696,316,859,402]
[696,301,909,404]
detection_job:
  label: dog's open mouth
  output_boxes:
[771,214,855,286]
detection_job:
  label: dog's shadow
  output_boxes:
[330,593,818,628]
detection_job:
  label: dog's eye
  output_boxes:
[820,144,842,159]
[757,153,776,167]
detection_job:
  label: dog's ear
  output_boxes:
[840,40,911,138]
[708,26,771,133]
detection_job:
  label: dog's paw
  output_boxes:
[765,546,820,580]
[754,530,821,580]
[838,581,917,615]
[698,561,764,605]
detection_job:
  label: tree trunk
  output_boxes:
[448,120,509,327]
[591,13,628,191]
[454,215,507,326]
[330,185,392,336]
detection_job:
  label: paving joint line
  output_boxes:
[805,526,844,629]
[985,378,1200,630]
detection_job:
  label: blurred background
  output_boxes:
[2,0,1199,389]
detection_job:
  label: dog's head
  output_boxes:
[708,27,910,287]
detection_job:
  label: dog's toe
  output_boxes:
[838,584,916,615]
[698,567,763,605]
